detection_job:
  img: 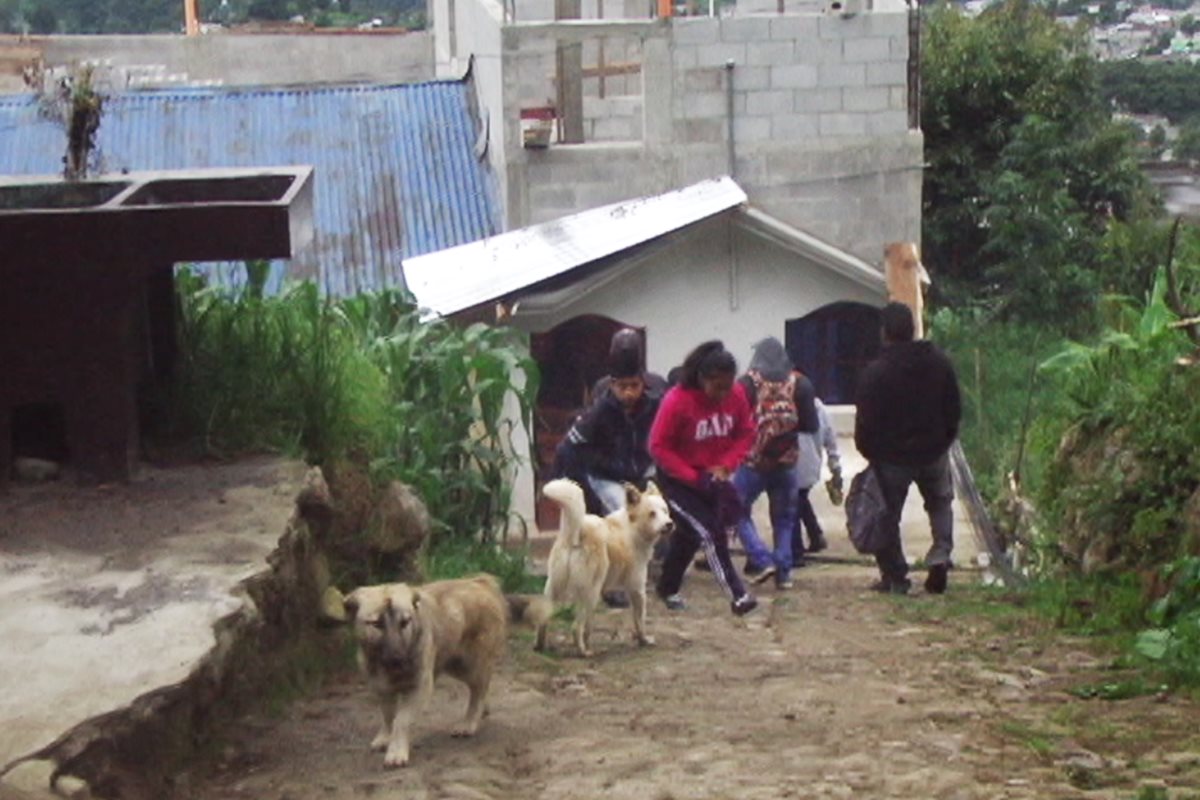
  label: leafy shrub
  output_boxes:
[167,266,538,546]
[1135,556,1200,686]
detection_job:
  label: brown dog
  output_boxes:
[344,575,510,768]
[537,479,675,656]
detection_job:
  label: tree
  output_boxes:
[1177,118,1200,161]
[27,3,58,31]
[921,0,1153,327]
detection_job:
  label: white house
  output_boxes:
[404,177,888,530]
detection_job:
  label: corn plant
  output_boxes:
[168,267,537,544]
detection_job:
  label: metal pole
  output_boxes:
[724,59,736,178]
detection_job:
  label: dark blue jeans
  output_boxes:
[872,453,954,585]
[732,464,800,580]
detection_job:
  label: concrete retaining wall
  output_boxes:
[0,33,433,92]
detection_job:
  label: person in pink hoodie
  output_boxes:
[650,340,759,616]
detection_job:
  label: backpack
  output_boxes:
[748,371,800,470]
[846,467,889,554]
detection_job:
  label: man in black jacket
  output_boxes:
[854,303,962,595]
[554,329,665,515]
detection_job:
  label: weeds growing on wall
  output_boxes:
[167,264,539,546]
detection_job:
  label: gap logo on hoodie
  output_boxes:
[695,413,734,441]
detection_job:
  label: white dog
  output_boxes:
[536,479,674,656]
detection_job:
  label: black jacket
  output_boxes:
[554,377,664,487]
[854,340,962,467]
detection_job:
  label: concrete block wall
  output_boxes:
[501,9,921,262]
[9,33,433,91]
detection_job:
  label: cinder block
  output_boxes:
[772,113,820,140]
[672,43,701,69]
[693,41,749,66]
[889,85,908,110]
[889,34,909,59]
[673,18,721,45]
[865,11,908,38]
[843,36,892,63]
[679,90,728,118]
[676,117,726,143]
[794,87,843,112]
[719,16,772,42]
[842,86,890,112]
[818,13,867,39]
[684,67,727,92]
[731,65,771,90]
[817,62,865,87]
[746,89,794,115]
[818,112,868,136]
[866,61,904,87]
[799,37,843,63]
[593,115,642,141]
[866,109,908,134]
[744,41,796,67]
[734,115,774,143]
[768,15,820,41]
[770,63,818,88]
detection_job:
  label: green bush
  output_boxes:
[928,307,1067,502]
[167,265,538,546]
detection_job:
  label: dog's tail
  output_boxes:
[506,594,553,629]
[542,478,586,548]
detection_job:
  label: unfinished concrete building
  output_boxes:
[433,0,923,263]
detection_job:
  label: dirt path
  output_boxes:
[181,558,1200,800]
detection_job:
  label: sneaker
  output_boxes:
[743,560,767,577]
[662,593,688,611]
[925,563,948,595]
[775,577,795,590]
[731,594,758,616]
[749,565,778,585]
[807,533,828,553]
[869,578,912,595]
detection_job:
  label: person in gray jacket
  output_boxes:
[791,398,842,566]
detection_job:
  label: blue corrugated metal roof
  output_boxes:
[0,80,501,295]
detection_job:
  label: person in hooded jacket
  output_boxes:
[854,302,962,595]
[730,337,818,590]
[553,328,665,515]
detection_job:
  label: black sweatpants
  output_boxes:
[655,475,748,603]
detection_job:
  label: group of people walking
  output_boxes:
[553,301,962,616]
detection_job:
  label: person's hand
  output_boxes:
[710,466,731,481]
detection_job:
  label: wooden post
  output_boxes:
[555,0,585,143]
[184,0,200,35]
[883,242,930,339]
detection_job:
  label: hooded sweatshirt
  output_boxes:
[854,339,962,466]
[649,382,755,487]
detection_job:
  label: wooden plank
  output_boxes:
[581,61,641,79]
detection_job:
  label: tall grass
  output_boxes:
[166,265,539,545]
[928,307,1067,502]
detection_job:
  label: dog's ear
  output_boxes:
[623,482,642,507]
[643,481,662,497]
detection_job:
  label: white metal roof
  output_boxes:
[402,176,749,319]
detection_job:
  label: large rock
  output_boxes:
[367,481,431,558]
